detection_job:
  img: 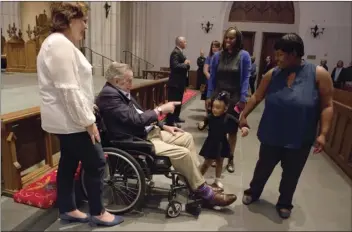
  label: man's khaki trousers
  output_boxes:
[147,127,205,190]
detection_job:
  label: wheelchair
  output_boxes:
[79,110,203,218]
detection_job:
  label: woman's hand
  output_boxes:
[240,127,249,137]
[239,115,248,129]
[313,134,326,154]
[205,98,212,110]
[237,101,246,111]
[86,123,101,144]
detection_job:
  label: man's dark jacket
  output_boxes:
[167,47,190,88]
[95,82,163,141]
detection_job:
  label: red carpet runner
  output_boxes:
[13,89,198,209]
[13,164,82,209]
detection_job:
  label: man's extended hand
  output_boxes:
[158,101,182,114]
[163,125,184,135]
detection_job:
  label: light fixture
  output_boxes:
[201,16,214,34]
[104,2,111,19]
[310,21,325,38]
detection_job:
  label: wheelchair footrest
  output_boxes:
[185,200,202,217]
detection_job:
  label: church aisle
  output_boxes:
[42,95,351,231]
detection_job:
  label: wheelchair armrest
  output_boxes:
[110,140,155,155]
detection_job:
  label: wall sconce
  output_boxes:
[201,19,213,34]
[104,2,111,19]
[310,21,325,38]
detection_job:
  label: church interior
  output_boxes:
[1,1,352,231]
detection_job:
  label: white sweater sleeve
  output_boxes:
[44,39,96,128]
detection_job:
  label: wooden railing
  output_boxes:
[324,89,352,179]
[81,46,115,77]
[142,70,170,80]
[131,78,168,109]
[155,67,198,89]
[1,78,168,196]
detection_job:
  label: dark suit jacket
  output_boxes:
[342,66,352,82]
[167,47,190,88]
[95,82,163,141]
[331,67,346,88]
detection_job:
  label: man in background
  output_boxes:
[319,59,329,71]
[249,56,257,95]
[331,60,345,89]
[340,61,352,90]
[257,56,274,88]
[165,36,190,127]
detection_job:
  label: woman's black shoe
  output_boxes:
[242,194,258,205]
[276,208,291,219]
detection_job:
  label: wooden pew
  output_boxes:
[1,78,169,196]
[324,89,352,179]
[1,107,60,196]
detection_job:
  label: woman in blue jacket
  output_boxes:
[206,27,251,174]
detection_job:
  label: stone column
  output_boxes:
[131,1,148,59]
[88,1,121,76]
[1,1,21,40]
[130,2,148,75]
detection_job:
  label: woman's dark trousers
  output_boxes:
[57,132,106,216]
[249,77,256,94]
[244,143,311,210]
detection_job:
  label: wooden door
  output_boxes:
[242,31,255,56]
[258,32,286,79]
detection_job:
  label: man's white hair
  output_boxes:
[105,62,131,81]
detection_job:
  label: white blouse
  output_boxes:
[37,33,96,134]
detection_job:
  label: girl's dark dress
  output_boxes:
[199,113,238,159]
[197,56,206,90]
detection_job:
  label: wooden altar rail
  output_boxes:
[142,70,170,80]
[1,78,168,196]
[324,89,352,179]
[143,68,198,89]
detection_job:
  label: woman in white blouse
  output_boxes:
[37,2,123,227]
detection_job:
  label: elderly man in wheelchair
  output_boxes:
[81,62,237,218]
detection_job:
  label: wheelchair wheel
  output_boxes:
[81,147,146,214]
[166,200,182,218]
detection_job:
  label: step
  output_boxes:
[1,196,58,231]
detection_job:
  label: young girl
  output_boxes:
[199,91,249,191]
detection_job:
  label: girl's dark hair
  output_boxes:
[222,27,243,54]
[213,91,230,106]
[209,40,221,57]
[274,33,305,58]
